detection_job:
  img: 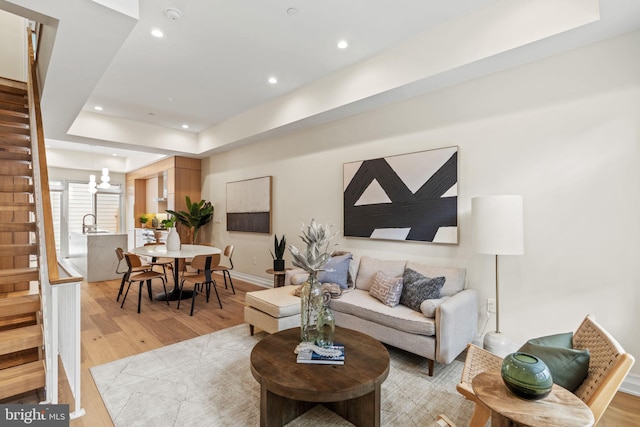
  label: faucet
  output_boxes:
[82,214,97,233]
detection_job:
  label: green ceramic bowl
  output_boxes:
[501,352,553,400]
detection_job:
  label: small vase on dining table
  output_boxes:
[166,227,181,251]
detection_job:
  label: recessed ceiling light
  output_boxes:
[151,29,164,38]
[181,124,189,129]
[94,106,103,111]
[112,153,118,156]
[268,77,278,84]
[337,40,348,49]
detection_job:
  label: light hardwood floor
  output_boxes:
[2,274,638,426]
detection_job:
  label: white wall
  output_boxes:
[202,31,640,378]
[0,9,27,81]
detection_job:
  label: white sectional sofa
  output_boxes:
[287,255,478,376]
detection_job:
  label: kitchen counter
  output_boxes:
[68,231,128,282]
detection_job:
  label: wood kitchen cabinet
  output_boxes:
[126,156,201,242]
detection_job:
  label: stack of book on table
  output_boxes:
[296,344,345,365]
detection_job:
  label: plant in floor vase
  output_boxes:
[166,196,214,244]
[288,218,338,344]
[270,234,286,271]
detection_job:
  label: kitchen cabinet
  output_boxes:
[126,156,201,241]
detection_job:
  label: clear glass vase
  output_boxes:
[300,271,323,343]
[316,292,335,347]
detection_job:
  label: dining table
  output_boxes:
[132,244,221,301]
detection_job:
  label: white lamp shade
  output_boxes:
[472,195,524,255]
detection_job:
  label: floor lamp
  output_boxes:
[472,195,524,356]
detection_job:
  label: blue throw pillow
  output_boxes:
[317,253,353,289]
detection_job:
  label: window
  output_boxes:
[49,180,123,257]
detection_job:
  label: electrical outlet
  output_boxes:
[487,298,496,313]
[252,257,257,265]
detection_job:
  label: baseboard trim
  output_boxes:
[230,271,272,288]
[620,373,640,396]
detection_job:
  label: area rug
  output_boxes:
[90,325,473,426]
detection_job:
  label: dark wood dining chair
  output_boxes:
[121,253,170,313]
[211,245,235,294]
[178,254,222,316]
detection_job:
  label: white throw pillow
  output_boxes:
[419,297,450,318]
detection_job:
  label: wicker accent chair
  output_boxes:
[452,314,635,427]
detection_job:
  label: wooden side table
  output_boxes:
[472,372,594,427]
[266,268,291,287]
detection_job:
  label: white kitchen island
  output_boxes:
[68,231,128,282]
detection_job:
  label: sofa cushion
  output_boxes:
[518,332,590,392]
[318,253,353,289]
[419,296,450,318]
[330,289,436,336]
[368,271,403,307]
[355,256,406,291]
[405,262,466,296]
[400,268,445,312]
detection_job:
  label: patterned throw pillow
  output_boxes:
[368,271,403,307]
[400,268,445,312]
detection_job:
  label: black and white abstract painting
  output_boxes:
[343,146,458,244]
[226,176,272,233]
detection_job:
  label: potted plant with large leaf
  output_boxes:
[166,196,214,244]
[270,234,286,271]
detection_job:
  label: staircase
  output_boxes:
[0,78,46,401]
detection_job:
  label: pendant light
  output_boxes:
[99,167,111,189]
[88,174,97,194]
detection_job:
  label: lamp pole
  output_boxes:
[495,254,500,334]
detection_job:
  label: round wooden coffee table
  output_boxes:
[250,327,390,427]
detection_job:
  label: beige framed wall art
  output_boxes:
[226,176,272,233]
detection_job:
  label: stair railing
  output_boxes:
[26,27,85,418]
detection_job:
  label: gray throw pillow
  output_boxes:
[518,332,590,392]
[317,253,353,289]
[399,268,445,312]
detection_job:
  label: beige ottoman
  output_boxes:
[244,285,301,335]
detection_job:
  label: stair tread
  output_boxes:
[0,269,39,287]
[0,202,36,210]
[0,324,42,356]
[0,183,34,193]
[0,244,38,256]
[0,151,31,161]
[0,84,27,97]
[0,123,30,135]
[0,360,45,400]
[0,136,31,148]
[0,222,37,232]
